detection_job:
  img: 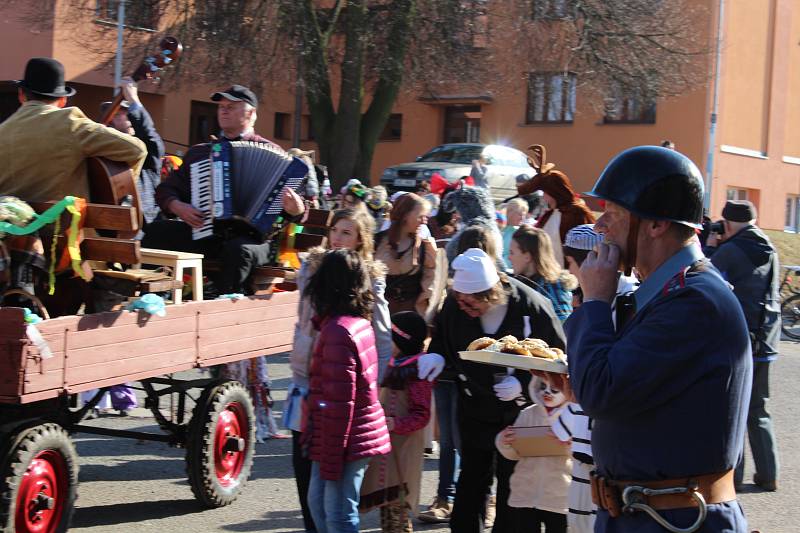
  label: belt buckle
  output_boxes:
[621,482,708,533]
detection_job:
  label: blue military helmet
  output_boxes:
[587,146,705,229]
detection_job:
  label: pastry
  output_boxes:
[500,341,531,356]
[467,337,496,351]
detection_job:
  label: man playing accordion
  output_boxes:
[143,85,306,295]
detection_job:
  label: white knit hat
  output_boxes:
[452,248,500,294]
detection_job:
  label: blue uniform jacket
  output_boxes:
[565,246,752,532]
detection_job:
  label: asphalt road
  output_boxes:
[67,340,800,533]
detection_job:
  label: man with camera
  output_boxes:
[705,200,781,492]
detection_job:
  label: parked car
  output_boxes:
[380,143,535,204]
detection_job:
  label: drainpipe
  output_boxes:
[113,0,126,96]
[705,0,724,211]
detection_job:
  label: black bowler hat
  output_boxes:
[16,57,76,98]
[99,100,131,117]
[211,85,258,107]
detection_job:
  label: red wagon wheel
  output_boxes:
[0,423,79,533]
[186,381,256,507]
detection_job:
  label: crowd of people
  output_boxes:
[0,57,784,533]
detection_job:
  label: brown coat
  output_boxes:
[0,101,146,202]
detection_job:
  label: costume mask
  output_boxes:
[531,377,566,409]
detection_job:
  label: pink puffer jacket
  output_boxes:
[307,315,391,480]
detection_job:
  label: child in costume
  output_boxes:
[360,311,433,532]
[497,375,571,533]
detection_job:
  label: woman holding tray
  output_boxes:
[426,248,565,533]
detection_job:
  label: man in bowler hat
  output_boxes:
[0,57,146,203]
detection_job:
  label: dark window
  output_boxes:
[532,0,575,20]
[189,100,219,146]
[96,0,157,30]
[0,82,20,124]
[379,114,403,141]
[603,85,656,124]
[526,72,576,124]
[302,115,315,141]
[274,112,290,140]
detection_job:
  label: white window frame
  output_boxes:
[786,195,800,233]
[726,188,750,202]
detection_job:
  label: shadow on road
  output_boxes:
[218,510,305,531]
[72,499,204,527]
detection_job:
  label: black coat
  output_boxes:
[707,225,780,358]
[428,277,566,449]
[128,105,164,224]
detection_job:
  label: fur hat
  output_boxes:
[442,185,503,265]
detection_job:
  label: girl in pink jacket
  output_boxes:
[304,249,391,533]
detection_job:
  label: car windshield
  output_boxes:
[417,146,485,164]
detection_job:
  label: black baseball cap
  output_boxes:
[211,85,258,107]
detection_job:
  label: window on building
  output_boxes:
[302,115,315,141]
[532,0,575,20]
[526,72,576,124]
[786,195,800,233]
[603,84,656,124]
[274,112,290,140]
[189,100,219,146]
[379,114,403,141]
[96,0,158,30]
[726,188,750,202]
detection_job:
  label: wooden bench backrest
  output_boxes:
[30,201,141,264]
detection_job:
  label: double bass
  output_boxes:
[89,37,182,237]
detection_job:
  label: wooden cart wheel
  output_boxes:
[0,423,79,533]
[186,380,256,507]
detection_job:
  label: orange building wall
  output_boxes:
[784,4,800,158]
[718,0,773,153]
[712,0,800,229]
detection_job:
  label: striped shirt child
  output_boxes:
[551,402,596,533]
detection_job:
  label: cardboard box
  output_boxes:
[510,426,570,457]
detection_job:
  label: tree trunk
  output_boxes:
[355,0,416,183]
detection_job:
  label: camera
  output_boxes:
[709,220,725,235]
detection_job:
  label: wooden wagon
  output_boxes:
[0,287,301,532]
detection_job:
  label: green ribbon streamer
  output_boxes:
[0,196,77,235]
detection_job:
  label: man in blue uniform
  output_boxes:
[565,146,752,532]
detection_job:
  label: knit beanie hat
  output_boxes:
[722,200,757,222]
[391,311,428,356]
[564,224,602,251]
[452,248,500,294]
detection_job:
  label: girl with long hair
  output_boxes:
[304,249,391,533]
[507,225,578,322]
[374,193,438,316]
[286,208,392,532]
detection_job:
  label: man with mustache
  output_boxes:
[566,146,751,532]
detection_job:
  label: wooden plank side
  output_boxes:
[67,315,196,350]
[66,331,197,370]
[64,359,198,396]
[200,345,292,367]
[0,343,25,398]
[21,370,62,396]
[66,347,198,389]
[199,331,294,360]
[198,318,295,347]
[197,302,298,330]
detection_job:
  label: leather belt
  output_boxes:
[591,470,736,518]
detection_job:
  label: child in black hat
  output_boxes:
[360,311,433,532]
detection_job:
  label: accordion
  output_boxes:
[190,140,309,240]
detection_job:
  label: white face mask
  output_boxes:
[531,377,566,409]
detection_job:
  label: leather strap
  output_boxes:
[591,470,736,515]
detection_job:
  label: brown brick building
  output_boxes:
[2,0,799,230]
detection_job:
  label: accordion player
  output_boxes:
[190,140,310,240]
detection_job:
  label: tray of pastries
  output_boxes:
[459,336,568,374]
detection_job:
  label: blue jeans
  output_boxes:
[735,361,779,484]
[308,458,370,533]
[435,381,461,502]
